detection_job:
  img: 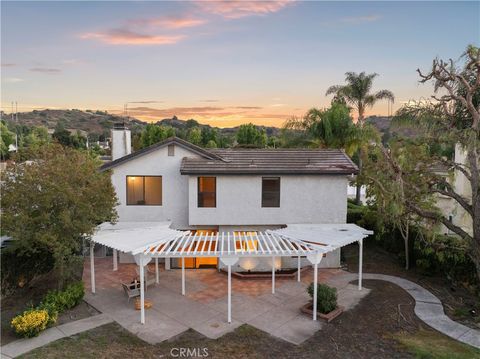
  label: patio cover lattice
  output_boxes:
[89,222,372,325]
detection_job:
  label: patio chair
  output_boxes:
[135,266,156,291]
[121,282,140,303]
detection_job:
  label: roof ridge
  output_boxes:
[100,136,227,171]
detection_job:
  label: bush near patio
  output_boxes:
[307,283,337,314]
[347,200,478,289]
[10,281,85,338]
[11,309,50,338]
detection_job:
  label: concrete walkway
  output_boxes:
[328,272,480,349]
[0,313,113,358]
[82,263,369,345]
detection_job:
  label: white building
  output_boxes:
[101,124,359,272]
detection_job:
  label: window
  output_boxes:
[126,176,162,205]
[168,144,175,156]
[262,177,280,207]
[198,177,216,207]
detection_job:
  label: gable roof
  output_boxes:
[180,148,358,175]
[100,136,225,171]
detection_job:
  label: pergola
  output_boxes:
[89,222,372,324]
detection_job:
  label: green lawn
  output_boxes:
[393,329,480,359]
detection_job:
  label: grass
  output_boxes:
[393,329,480,359]
[19,323,295,359]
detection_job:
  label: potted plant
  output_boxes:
[301,283,344,322]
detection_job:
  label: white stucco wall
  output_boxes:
[110,144,200,228]
[189,175,348,226]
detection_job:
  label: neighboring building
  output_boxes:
[434,144,473,236]
[101,123,358,271]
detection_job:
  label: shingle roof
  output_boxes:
[180,148,358,175]
[99,137,225,172]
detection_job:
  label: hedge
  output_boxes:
[11,281,84,338]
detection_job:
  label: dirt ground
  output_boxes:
[22,279,480,359]
[343,242,480,330]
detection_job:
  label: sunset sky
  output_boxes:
[1,1,478,128]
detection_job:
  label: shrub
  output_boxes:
[11,309,50,338]
[307,283,337,314]
[41,281,84,313]
[37,302,58,327]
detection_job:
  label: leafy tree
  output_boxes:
[236,123,267,148]
[363,140,432,269]
[205,140,218,148]
[52,122,71,147]
[1,144,118,289]
[282,103,378,155]
[201,127,218,147]
[326,72,394,203]
[16,126,51,160]
[0,121,15,159]
[185,119,199,129]
[139,124,175,148]
[366,46,480,280]
[187,127,202,145]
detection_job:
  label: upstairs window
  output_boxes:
[127,176,162,205]
[198,177,216,208]
[262,177,280,207]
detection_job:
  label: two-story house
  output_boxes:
[100,123,358,272]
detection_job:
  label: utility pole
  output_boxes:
[15,101,18,151]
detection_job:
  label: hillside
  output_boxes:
[1,109,146,136]
[366,116,418,139]
[1,110,281,137]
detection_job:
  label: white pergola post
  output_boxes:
[134,254,151,325]
[271,256,275,294]
[139,260,145,324]
[113,249,118,271]
[358,238,363,290]
[165,258,171,270]
[155,257,159,284]
[297,256,301,282]
[220,257,239,324]
[90,242,95,294]
[307,252,323,321]
[181,257,185,295]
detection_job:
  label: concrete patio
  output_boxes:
[83,258,369,345]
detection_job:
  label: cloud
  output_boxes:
[62,59,85,65]
[235,106,263,110]
[3,77,24,83]
[196,0,294,19]
[340,14,382,24]
[201,99,220,102]
[128,101,164,104]
[80,28,185,45]
[130,16,207,29]
[1,63,16,67]
[270,103,286,107]
[29,67,61,74]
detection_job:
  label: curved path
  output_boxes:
[330,272,480,349]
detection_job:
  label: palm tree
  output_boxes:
[326,72,394,204]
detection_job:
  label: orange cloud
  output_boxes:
[110,105,296,128]
[197,0,294,19]
[130,16,207,29]
[80,29,184,45]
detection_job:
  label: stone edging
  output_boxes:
[0,313,113,358]
[333,272,480,349]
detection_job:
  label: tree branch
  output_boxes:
[406,202,472,242]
